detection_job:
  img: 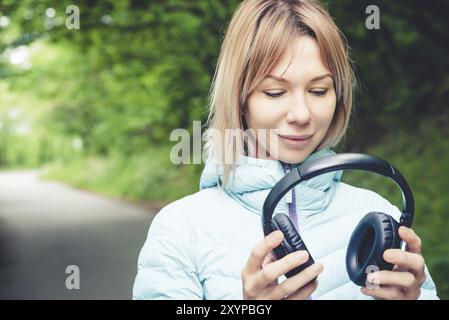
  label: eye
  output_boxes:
[263,91,285,98]
[309,89,328,97]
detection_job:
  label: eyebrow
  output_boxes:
[266,73,334,84]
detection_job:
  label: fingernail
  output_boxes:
[402,227,409,235]
[272,231,282,241]
[314,262,323,272]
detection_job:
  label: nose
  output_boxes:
[285,92,311,124]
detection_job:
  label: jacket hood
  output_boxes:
[199,147,343,220]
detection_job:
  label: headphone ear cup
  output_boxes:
[346,212,401,286]
[272,214,314,277]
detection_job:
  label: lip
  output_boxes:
[278,134,314,141]
[278,133,314,147]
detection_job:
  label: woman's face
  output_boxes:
[244,35,336,164]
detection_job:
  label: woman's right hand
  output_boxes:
[242,230,323,300]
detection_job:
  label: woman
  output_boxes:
[133,0,438,299]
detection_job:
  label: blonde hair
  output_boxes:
[204,0,355,189]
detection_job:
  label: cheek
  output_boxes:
[310,96,337,128]
[246,95,283,128]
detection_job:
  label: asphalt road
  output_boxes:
[0,170,156,299]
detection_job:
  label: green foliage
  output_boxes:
[326,0,449,149]
[42,145,202,202]
[342,114,449,299]
[1,0,448,298]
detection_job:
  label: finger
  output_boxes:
[283,280,318,300]
[361,286,405,300]
[403,288,422,300]
[268,262,323,299]
[367,270,416,288]
[262,252,276,267]
[399,227,422,254]
[262,253,278,287]
[253,250,310,289]
[383,250,425,275]
[244,231,284,275]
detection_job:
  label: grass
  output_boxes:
[41,145,203,204]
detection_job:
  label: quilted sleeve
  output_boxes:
[132,207,203,299]
[386,202,439,300]
[418,264,439,300]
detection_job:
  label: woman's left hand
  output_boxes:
[361,226,426,300]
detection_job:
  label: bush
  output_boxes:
[342,116,449,299]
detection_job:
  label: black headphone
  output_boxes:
[262,153,414,286]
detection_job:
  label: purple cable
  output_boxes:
[280,162,299,231]
[281,162,311,300]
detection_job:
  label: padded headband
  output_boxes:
[262,153,414,232]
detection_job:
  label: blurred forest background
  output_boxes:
[0,0,448,298]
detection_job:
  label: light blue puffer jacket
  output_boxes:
[133,147,438,299]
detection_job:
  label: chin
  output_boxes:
[261,136,321,163]
[275,148,312,164]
